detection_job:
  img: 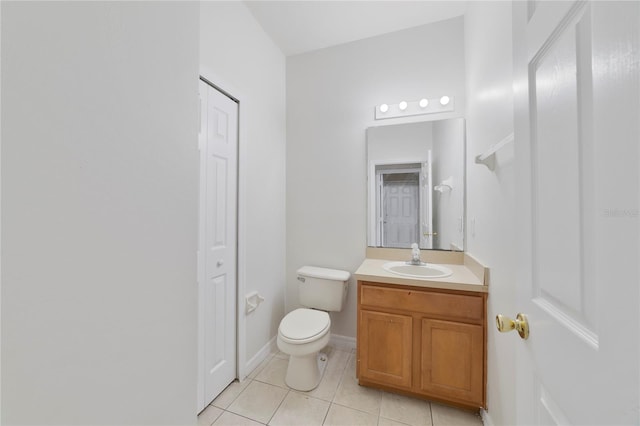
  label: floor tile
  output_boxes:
[255,356,289,389]
[430,403,482,426]
[274,351,289,360]
[213,411,264,426]
[323,404,378,426]
[345,351,356,372]
[299,366,342,402]
[333,355,381,415]
[320,345,336,360]
[377,417,412,426]
[248,354,275,379]
[268,392,330,426]
[227,381,288,424]
[198,405,224,426]
[215,347,481,426]
[379,392,432,426]
[324,348,350,374]
[333,376,381,415]
[212,379,252,409]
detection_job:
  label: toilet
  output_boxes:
[277,266,350,391]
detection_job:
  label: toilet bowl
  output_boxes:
[277,266,350,391]
[277,308,330,391]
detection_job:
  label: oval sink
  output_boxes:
[382,261,453,279]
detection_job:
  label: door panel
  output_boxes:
[209,156,228,248]
[530,1,597,342]
[205,275,227,372]
[513,1,639,424]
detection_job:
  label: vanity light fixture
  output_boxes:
[374,95,455,120]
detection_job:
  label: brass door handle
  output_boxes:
[496,313,529,340]
[423,232,438,237]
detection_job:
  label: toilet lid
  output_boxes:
[279,308,330,342]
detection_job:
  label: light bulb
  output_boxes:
[379,103,389,113]
[440,96,450,106]
[419,98,429,108]
[399,101,408,111]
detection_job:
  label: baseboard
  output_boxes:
[242,335,277,380]
[481,409,494,426]
[329,334,356,351]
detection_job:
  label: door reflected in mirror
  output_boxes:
[367,118,465,251]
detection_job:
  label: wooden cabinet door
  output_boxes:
[359,310,412,388]
[420,319,484,405]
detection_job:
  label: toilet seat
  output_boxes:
[279,308,330,345]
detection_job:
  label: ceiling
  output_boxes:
[243,1,468,56]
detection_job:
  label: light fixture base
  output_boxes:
[375,96,455,120]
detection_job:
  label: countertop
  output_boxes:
[354,258,488,293]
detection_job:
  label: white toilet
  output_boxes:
[277,266,350,391]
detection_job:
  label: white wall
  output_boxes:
[287,18,465,339]
[1,2,199,424]
[464,2,516,425]
[199,2,286,371]
[367,122,433,165]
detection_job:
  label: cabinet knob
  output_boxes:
[496,313,529,340]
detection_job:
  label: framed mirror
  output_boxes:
[366,118,465,251]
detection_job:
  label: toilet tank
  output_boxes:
[297,266,350,312]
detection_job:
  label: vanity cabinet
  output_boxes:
[357,281,487,409]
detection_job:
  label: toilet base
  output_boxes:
[284,352,328,391]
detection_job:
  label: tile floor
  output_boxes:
[198,346,483,426]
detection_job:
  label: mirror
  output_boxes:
[367,118,465,251]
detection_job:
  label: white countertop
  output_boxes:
[354,258,487,293]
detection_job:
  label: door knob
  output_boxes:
[496,313,529,340]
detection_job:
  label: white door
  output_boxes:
[382,172,420,247]
[197,80,238,412]
[512,1,639,424]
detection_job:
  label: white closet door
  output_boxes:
[197,80,238,412]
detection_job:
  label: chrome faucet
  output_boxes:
[408,243,424,265]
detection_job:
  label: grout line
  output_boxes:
[266,389,290,425]
[212,378,253,410]
[330,401,381,417]
[320,402,331,425]
[429,401,434,426]
[378,416,412,426]
[224,409,268,425]
[248,353,275,380]
[252,376,290,390]
[330,352,353,404]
